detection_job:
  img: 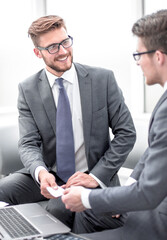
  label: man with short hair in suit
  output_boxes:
[0,15,135,228]
[62,10,167,239]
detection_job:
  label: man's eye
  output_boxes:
[63,39,70,46]
[49,44,58,50]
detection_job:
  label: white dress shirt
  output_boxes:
[164,81,167,91]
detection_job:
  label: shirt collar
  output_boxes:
[164,81,167,91]
[45,63,75,88]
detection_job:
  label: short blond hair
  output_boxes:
[28,15,67,46]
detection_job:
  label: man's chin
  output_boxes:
[55,61,72,72]
[49,64,72,74]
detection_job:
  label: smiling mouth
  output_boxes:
[57,56,68,62]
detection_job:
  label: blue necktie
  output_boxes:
[56,78,75,182]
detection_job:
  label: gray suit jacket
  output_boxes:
[18,63,136,186]
[89,90,167,239]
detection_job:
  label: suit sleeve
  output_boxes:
[89,97,167,214]
[17,83,48,179]
[130,148,149,180]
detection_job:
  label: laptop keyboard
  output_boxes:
[0,207,41,239]
[45,233,88,240]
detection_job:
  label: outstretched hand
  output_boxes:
[38,169,58,199]
[62,186,86,212]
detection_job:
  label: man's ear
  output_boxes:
[156,50,165,65]
[34,48,42,58]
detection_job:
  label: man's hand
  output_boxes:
[38,169,58,199]
[64,171,99,188]
[62,186,86,212]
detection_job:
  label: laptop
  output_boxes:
[0,203,70,240]
[44,232,90,240]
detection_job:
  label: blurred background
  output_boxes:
[0,0,167,124]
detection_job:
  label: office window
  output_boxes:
[0,0,46,112]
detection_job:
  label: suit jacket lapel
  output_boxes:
[149,89,167,132]
[38,69,57,134]
[74,63,92,159]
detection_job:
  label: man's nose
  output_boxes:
[58,44,67,54]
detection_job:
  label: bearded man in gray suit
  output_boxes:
[62,10,167,239]
[0,15,136,228]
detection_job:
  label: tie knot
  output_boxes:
[56,78,64,89]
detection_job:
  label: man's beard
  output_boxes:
[48,61,72,72]
[43,54,73,73]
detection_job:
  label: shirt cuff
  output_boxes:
[0,201,9,208]
[81,188,92,209]
[35,166,48,183]
[89,173,106,189]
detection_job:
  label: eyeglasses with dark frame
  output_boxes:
[37,35,73,54]
[133,50,156,61]
[133,49,167,61]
